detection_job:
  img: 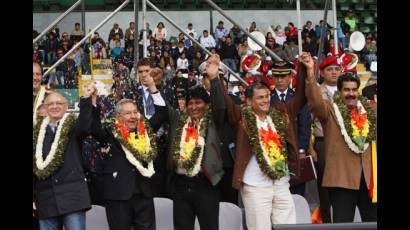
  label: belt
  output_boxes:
[176,172,207,180]
[315,136,324,141]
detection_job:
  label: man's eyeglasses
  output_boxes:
[44,102,67,107]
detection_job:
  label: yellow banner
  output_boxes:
[79,59,114,97]
[371,140,377,203]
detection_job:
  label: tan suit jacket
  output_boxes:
[306,78,376,190]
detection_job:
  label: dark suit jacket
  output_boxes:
[362,84,377,101]
[226,65,308,189]
[34,98,92,219]
[89,99,167,200]
[166,78,226,186]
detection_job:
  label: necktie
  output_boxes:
[144,89,155,116]
[48,124,57,134]
[280,93,286,103]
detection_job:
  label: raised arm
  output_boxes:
[75,96,94,138]
[145,68,169,132]
[210,78,226,128]
[286,59,307,117]
[204,54,228,129]
[300,52,330,121]
[81,84,111,144]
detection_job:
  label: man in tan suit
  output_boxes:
[301,52,377,222]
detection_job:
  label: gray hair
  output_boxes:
[44,92,69,104]
[115,99,137,114]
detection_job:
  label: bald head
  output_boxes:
[44,93,69,123]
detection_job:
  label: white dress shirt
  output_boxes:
[275,88,288,101]
[243,118,290,187]
[141,85,166,119]
[200,35,216,48]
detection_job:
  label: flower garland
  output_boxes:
[243,106,290,180]
[33,113,77,180]
[333,93,376,154]
[171,109,210,177]
[110,112,157,178]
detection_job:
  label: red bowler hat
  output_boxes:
[319,56,340,70]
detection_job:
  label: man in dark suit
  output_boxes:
[132,58,176,198]
[33,92,92,230]
[165,54,226,230]
[86,66,167,230]
[270,62,312,196]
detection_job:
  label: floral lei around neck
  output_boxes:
[333,93,376,154]
[109,111,158,178]
[33,113,77,180]
[171,108,210,177]
[243,106,290,180]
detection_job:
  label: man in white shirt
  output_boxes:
[200,30,216,50]
[224,54,310,230]
[214,21,229,49]
[184,23,198,40]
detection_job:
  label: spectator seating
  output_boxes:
[293,194,312,224]
[86,205,109,230]
[153,197,174,230]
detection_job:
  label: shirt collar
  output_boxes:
[275,88,288,97]
[325,85,337,95]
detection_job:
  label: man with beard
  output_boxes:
[303,52,377,223]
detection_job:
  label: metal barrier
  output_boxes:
[145,0,248,86]
[42,0,131,78]
[203,0,282,62]
[33,0,83,44]
[315,0,331,80]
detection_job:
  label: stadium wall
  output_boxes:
[33,10,335,42]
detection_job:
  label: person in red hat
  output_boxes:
[340,49,358,73]
[308,55,343,223]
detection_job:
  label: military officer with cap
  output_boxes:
[269,61,312,196]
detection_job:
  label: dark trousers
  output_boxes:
[172,174,220,230]
[218,167,238,204]
[314,138,332,223]
[33,217,40,230]
[105,193,155,230]
[328,173,377,223]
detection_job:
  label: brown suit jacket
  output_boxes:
[313,83,335,137]
[306,77,376,190]
[226,65,307,189]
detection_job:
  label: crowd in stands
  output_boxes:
[33,8,377,230]
[33,9,377,90]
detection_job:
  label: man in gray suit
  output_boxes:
[166,54,225,230]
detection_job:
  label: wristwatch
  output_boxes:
[299,149,306,154]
